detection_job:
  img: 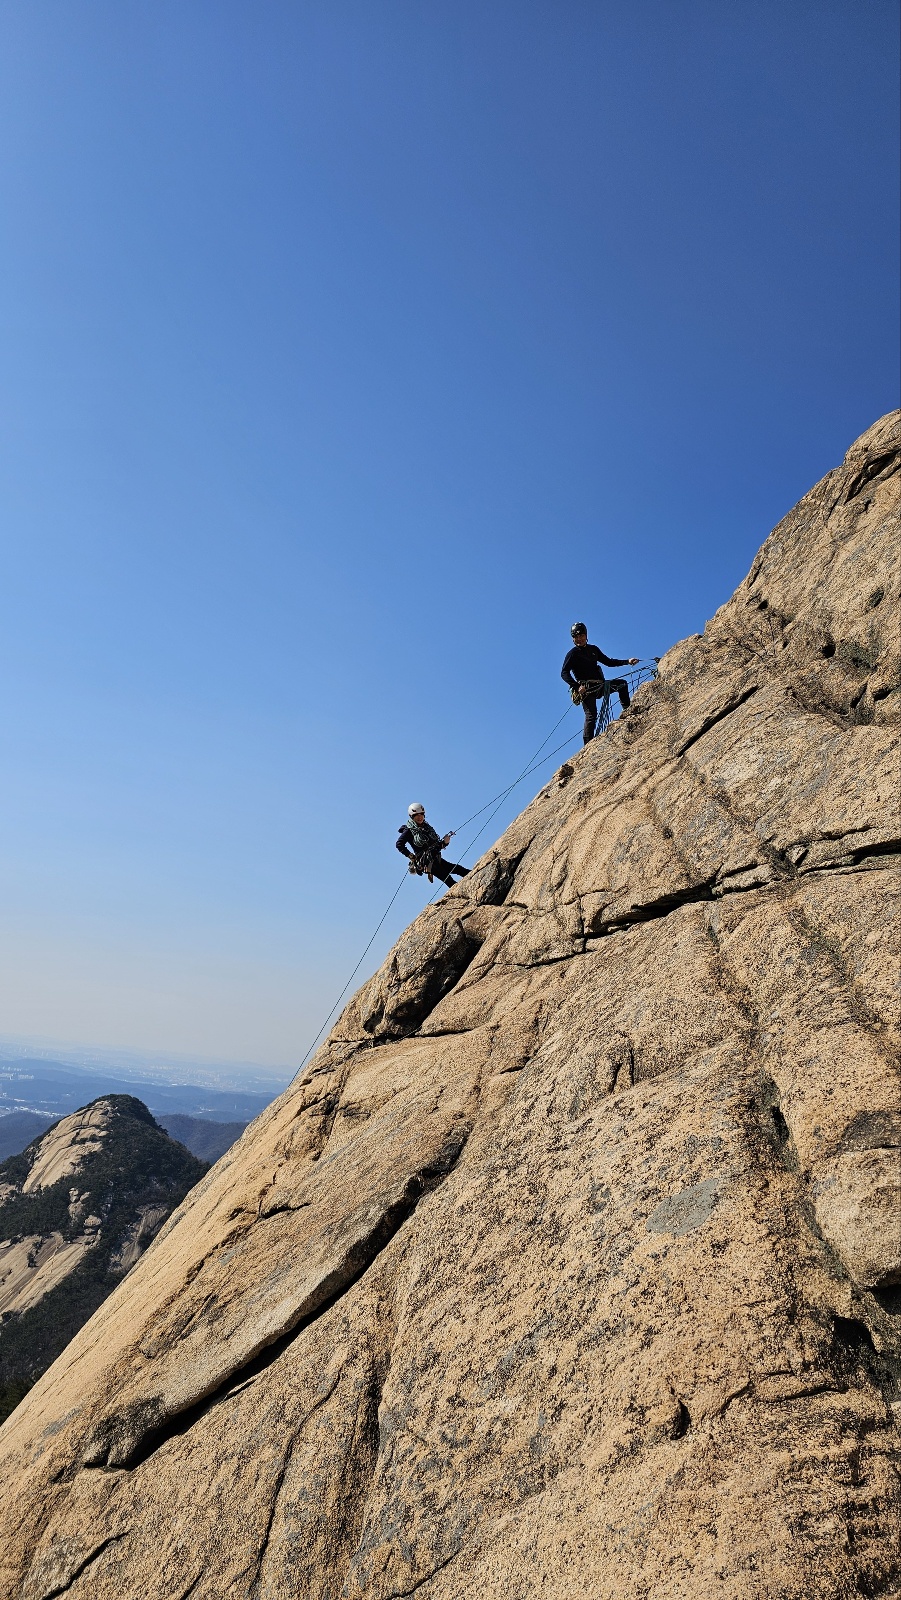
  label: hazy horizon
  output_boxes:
[0,1032,292,1092]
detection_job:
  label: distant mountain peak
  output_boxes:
[0,1094,207,1424]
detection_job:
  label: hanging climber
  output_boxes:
[396,804,470,887]
[561,622,639,744]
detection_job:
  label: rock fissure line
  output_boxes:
[785,682,880,733]
[843,837,900,866]
[171,1223,258,1298]
[385,1542,465,1600]
[258,1200,312,1221]
[843,448,900,502]
[511,948,582,970]
[33,1532,128,1600]
[589,878,717,935]
[713,956,901,1371]
[601,832,898,931]
[674,684,760,757]
[331,1357,394,1599]
[173,1575,203,1600]
[480,843,534,906]
[389,827,901,1050]
[302,1048,376,1165]
[222,1374,258,1402]
[422,839,898,1001]
[769,1380,845,1404]
[92,1132,472,1473]
[248,1372,342,1597]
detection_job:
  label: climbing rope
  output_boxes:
[290,661,658,1082]
[428,665,656,883]
[427,660,659,893]
[289,864,411,1083]
[449,703,575,833]
[422,711,581,905]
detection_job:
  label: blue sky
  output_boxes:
[0,1,897,1071]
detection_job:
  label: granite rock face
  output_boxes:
[0,416,898,1599]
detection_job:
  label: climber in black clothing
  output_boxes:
[396,803,470,886]
[561,622,639,744]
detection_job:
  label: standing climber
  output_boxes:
[561,622,639,744]
[396,804,470,887]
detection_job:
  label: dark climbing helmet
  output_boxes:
[570,622,587,639]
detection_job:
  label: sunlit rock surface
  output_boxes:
[0,415,898,1600]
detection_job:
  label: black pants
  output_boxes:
[580,679,629,743]
[430,856,469,885]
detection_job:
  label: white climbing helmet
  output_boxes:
[408,802,425,817]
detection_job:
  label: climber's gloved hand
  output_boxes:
[629,657,639,665]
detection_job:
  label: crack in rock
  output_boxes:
[674,684,760,756]
[82,1130,471,1472]
[27,1533,128,1600]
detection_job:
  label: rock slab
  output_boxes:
[0,416,899,1599]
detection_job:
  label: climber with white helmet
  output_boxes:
[396,804,470,887]
[561,622,639,744]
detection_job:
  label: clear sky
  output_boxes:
[0,1,897,1072]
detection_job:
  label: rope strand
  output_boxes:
[449,703,575,832]
[289,866,409,1082]
[291,662,658,1081]
[434,660,657,877]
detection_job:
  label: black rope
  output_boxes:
[287,707,580,1082]
[288,865,410,1083]
[449,703,576,833]
[290,661,659,1081]
[437,661,657,869]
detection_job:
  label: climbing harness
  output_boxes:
[409,850,439,881]
[290,660,659,1082]
[571,677,614,734]
[402,816,453,881]
[410,843,455,881]
[569,676,608,704]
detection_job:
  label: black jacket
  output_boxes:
[396,819,443,860]
[561,642,629,688]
